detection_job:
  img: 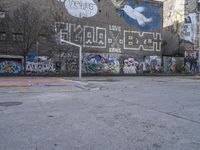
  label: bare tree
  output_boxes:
[8,2,55,74]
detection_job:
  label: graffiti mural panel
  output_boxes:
[0,59,22,74]
[123,57,139,74]
[163,57,184,73]
[184,51,199,73]
[163,57,176,73]
[26,57,56,73]
[82,54,161,74]
[83,53,120,74]
[144,56,161,73]
[111,0,161,31]
[121,56,161,74]
[180,13,197,43]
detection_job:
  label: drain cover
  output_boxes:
[0,102,23,107]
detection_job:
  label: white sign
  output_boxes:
[58,0,98,18]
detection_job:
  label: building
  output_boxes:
[163,0,200,73]
[0,0,164,75]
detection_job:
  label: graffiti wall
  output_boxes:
[26,57,56,73]
[184,51,199,73]
[82,53,161,74]
[163,57,184,73]
[55,0,162,56]
[57,0,162,32]
[57,0,162,31]
[55,22,162,53]
[0,58,22,74]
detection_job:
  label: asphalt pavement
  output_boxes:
[0,76,200,150]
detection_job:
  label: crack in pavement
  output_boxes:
[106,95,200,125]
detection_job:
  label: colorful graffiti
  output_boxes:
[111,0,161,31]
[123,58,139,74]
[26,57,55,73]
[83,54,120,74]
[184,51,199,73]
[82,54,161,74]
[147,56,161,73]
[57,0,98,18]
[121,56,161,74]
[163,57,176,73]
[163,57,184,73]
[0,60,22,74]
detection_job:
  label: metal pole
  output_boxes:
[199,13,200,73]
[37,41,39,58]
[37,41,39,74]
[60,39,82,80]
[198,50,200,73]
[79,46,82,80]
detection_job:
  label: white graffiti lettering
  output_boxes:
[55,22,162,52]
[124,30,162,51]
[26,62,55,73]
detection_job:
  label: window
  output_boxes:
[0,32,6,41]
[12,33,23,42]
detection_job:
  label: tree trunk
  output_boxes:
[23,55,26,75]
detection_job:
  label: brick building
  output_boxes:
[0,0,163,74]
